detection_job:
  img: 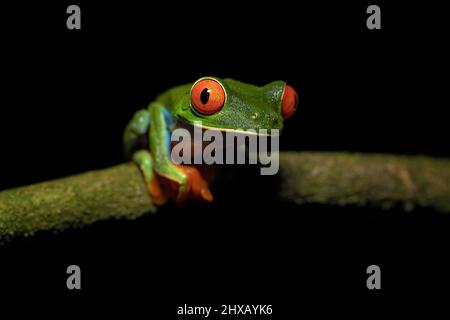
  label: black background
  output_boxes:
[1,1,449,317]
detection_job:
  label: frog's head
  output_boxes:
[173,77,298,135]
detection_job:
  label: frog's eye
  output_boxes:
[191,78,226,115]
[281,84,298,119]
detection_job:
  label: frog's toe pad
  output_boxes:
[200,188,213,202]
[148,177,168,206]
[176,165,214,203]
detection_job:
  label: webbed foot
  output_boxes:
[174,165,214,204]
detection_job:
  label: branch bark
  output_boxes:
[0,163,153,241]
[1,152,450,241]
[278,152,450,212]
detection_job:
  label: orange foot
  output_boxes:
[148,165,214,207]
[148,176,169,207]
[175,165,214,205]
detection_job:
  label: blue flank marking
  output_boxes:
[162,107,176,129]
[162,107,174,154]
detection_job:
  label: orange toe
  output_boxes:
[200,187,214,202]
[177,165,214,203]
[148,176,168,206]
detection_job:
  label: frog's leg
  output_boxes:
[123,109,151,159]
[123,109,165,210]
[148,102,187,191]
[148,102,214,203]
[125,103,213,206]
[132,149,168,208]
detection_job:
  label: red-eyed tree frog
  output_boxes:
[123,77,298,212]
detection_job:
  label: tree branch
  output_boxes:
[0,163,153,241]
[278,152,450,212]
[1,152,450,241]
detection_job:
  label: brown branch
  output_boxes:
[1,152,450,241]
[278,152,450,212]
[0,163,153,241]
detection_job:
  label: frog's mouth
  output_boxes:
[190,122,279,137]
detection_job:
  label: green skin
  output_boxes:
[123,77,288,196]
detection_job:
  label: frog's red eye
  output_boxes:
[281,84,298,119]
[191,78,226,115]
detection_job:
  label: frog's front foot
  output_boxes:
[133,150,213,208]
[155,165,213,205]
[173,165,213,204]
[147,174,169,206]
